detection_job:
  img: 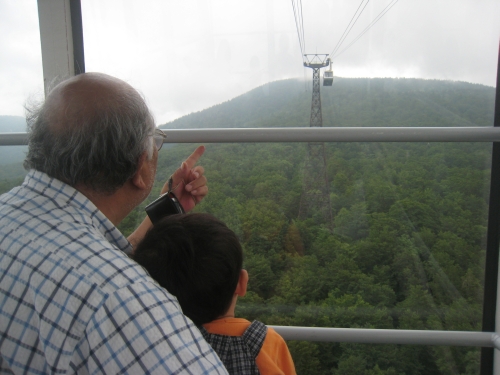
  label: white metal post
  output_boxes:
[37,0,75,94]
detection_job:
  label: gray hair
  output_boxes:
[24,82,155,194]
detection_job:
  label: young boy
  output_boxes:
[133,213,296,375]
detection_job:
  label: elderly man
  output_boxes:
[0,73,228,374]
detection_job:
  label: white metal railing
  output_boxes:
[1,127,500,146]
[270,326,499,348]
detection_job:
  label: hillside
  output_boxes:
[140,138,492,375]
[0,115,26,132]
[0,78,495,162]
[160,77,495,129]
[151,78,496,375]
[0,115,27,168]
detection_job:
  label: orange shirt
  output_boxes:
[203,318,296,375]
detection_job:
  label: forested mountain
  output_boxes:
[0,116,27,167]
[160,77,495,129]
[130,140,489,375]
[0,78,496,374]
[0,115,26,132]
[0,77,494,172]
[156,78,494,375]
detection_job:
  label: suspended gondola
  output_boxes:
[323,59,333,86]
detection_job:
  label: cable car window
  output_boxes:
[0,0,41,177]
[0,0,498,374]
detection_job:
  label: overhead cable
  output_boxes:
[291,0,306,59]
[299,0,305,54]
[332,0,399,59]
[330,0,370,58]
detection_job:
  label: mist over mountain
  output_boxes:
[0,116,27,168]
[0,77,495,178]
[160,77,495,129]
[0,116,26,133]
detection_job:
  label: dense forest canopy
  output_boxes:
[0,77,496,374]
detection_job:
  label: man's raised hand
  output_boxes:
[163,145,208,212]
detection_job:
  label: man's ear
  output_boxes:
[131,151,150,190]
[235,269,248,297]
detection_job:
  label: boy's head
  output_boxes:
[133,213,246,326]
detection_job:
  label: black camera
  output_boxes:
[145,192,185,225]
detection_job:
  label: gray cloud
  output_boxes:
[1,0,498,124]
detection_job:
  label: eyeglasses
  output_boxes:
[152,128,167,151]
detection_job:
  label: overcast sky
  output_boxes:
[0,0,498,124]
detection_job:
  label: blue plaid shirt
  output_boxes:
[0,170,228,374]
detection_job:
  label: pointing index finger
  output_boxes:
[184,145,205,170]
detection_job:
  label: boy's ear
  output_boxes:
[235,269,248,297]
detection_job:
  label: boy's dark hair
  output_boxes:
[133,213,243,326]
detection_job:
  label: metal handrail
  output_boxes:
[270,326,499,348]
[1,127,500,146]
